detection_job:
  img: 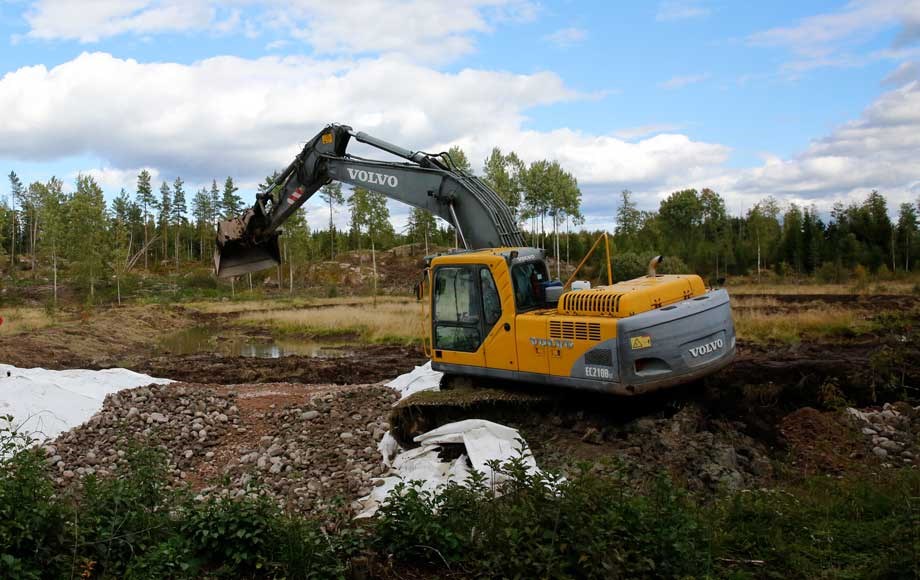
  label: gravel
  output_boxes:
[47,381,398,517]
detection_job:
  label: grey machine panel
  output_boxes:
[433,289,735,396]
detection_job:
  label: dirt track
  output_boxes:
[7,293,920,495]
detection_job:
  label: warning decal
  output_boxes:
[630,335,652,350]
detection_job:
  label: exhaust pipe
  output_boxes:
[214,211,281,279]
[647,255,663,277]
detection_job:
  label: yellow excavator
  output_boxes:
[215,124,735,397]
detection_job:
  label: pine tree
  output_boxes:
[8,171,23,269]
[67,174,109,299]
[171,177,187,267]
[319,183,344,259]
[221,176,242,218]
[159,181,171,261]
[135,169,157,269]
[192,187,212,262]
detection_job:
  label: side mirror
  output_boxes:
[414,281,423,301]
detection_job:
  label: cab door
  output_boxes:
[480,264,517,372]
[431,265,485,368]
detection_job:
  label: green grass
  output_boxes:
[2,418,917,580]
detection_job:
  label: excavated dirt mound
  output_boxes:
[47,381,398,517]
[779,407,870,476]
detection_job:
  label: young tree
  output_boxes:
[483,148,523,221]
[135,169,156,269]
[67,174,109,299]
[447,145,472,173]
[897,202,918,271]
[221,176,242,218]
[171,177,187,268]
[746,197,781,281]
[21,180,42,276]
[348,187,393,297]
[159,181,171,262]
[406,207,438,254]
[319,182,344,259]
[284,209,312,292]
[8,171,23,270]
[615,190,642,251]
[192,186,213,262]
[39,177,65,305]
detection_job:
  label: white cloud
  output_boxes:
[78,166,161,194]
[748,0,920,73]
[613,124,684,140]
[705,78,920,211]
[883,60,920,85]
[658,73,710,89]
[0,52,736,220]
[23,0,224,42]
[544,27,587,48]
[4,50,917,224]
[20,0,537,62]
[655,0,709,22]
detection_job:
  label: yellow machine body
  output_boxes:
[425,247,735,396]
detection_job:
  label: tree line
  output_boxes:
[611,187,920,281]
[3,146,918,303]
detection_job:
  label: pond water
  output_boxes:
[159,326,350,359]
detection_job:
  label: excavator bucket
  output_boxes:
[214,215,281,279]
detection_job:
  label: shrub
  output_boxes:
[181,490,279,574]
[0,419,67,580]
[376,457,710,579]
[74,444,178,578]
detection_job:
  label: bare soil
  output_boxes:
[11,292,920,502]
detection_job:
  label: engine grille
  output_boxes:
[549,320,602,341]
[558,290,624,316]
[584,348,613,366]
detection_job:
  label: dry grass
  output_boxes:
[186,295,411,315]
[236,298,425,344]
[733,305,872,343]
[0,308,56,335]
[729,280,918,295]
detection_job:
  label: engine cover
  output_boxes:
[557,274,707,318]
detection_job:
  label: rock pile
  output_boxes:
[585,404,773,492]
[210,385,396,514]
[47,381,398,517]
[847,402,919,467]
[47,383,240,483]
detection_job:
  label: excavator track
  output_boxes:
[388,373,708,448]
[388,374,558,447]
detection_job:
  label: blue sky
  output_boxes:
[1,0,918,231]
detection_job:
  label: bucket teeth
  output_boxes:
[214,214,281,278]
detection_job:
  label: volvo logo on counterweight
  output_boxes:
[689,338,724,358]
[347,168,398,187]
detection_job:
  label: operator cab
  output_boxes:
[426,247,554,354]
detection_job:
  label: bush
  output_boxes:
[609,252,691,283]
[74,445,178,578]
[0,419,68,580]
[376,457,709,579]
[181,491,279,574]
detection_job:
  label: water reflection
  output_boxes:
[159,326,349,359]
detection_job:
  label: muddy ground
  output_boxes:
[5,293,920,509]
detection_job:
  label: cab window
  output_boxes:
[434,267,481,352]
[511,261,548,312]
[480,268,501,332]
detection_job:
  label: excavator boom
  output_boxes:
[214,122,735,406]
[215,124,523,278]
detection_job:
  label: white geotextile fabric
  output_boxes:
[385,361,442,399]
[357,419,539,518]
[0,364,171,442]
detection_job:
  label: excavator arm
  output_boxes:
[215,124,524,278]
